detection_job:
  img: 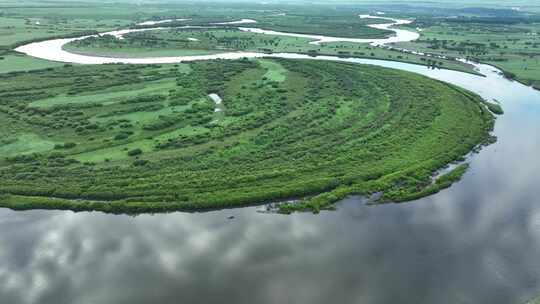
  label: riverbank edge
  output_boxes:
[478,60,540,92]
[0,77,496,215]
[38,42,484,77]
[0,160,482,215]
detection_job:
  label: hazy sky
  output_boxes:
[11,0,536,5]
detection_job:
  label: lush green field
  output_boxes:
[0,2,388,48]
[238,14,391,38]
[0,16,128,47]
[1,1,485,75]
[0,4,137,72]
[0,54,62,73]
[0,59,494,213]
[64,27,476,74]
[396,19,540,89]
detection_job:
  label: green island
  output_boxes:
[62,27,477,74]
[0,58,494,213]
[2,1,526,214]
[138,12,393,38]
[236,14,391,38]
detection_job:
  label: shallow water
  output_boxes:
[137,19,191,26]
[4,16,540,304]
[213,19,257,25]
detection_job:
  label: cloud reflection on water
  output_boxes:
[2,171,540,304]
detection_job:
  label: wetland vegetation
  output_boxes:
[63,25,475,73]
[395,8,540,89]
[0,58,494,213]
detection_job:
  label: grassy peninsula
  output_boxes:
[0,59,494,213]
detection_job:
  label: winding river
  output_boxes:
[4,15,540,304]
[14,15,419,64]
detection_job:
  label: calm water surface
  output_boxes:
[5,31,540,304]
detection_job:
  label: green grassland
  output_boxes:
[236,14,392,39]
[1,1,484,75]
[0,2,390,48]
[0,5,137,72]
[395,19,540,89]
[64,27,476,74]
[0,58,494,213]
[0,16,128,47]
[0,3,393,73]
[0,53,62,73]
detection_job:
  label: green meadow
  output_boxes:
[0,59,494,213]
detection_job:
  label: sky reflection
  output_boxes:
[2,176,540,304]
